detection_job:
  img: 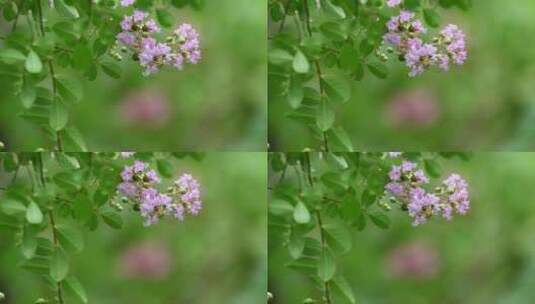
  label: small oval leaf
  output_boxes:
[26,201,43,224]
[293,201,311,224]
[25,50,43,74]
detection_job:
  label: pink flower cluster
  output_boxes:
[116,7,201,75]
[117,160,203,226]
[383,8,467,77]
[384,160,470,226]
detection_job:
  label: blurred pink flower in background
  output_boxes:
[117,89,171,128]
[385,241,440,280]
[384,89,440,127]
[117,241,172,280]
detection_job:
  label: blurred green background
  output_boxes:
[0,0,266,151]
[269,153,535,303]
[269,0,535,151]
[0,152,267,304]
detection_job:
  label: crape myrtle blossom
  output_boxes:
[383,160,470,226]
[116,161,203,226]
[115,9,201,75]
[382,7,467,76]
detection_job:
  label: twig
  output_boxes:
[315,210,332,304]
[302,152,332,304]
[302,0,330,152]
[36,153,65,304]
[37,0,63,152]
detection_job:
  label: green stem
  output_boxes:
[37,0,63,152]
[48,210,65,304]
[36,153,65,304]
[315,210,333,304]
[302,153,332,304]
[302,0,330,152]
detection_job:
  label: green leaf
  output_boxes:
[322,219,352,254]
[26,201,43,224]
[56,153,80,170]
[55,0,80,19]
[156,159,174,178]
[269,49,294,65]
[50,247,69,282]
[56,223,84,253]
[360,39,375,57]
[339,45,359,72]
[20,80,36,109]
[369,212,390,229]
[269,199,294,216]
[323,0,346,19]
[62,128,88,151]
[293,200,311,224]
[287,78,304,109]
[288,233,305,259]
[367,62,388,79]
[101,211,123,229]
[317,248,336,282]
[424,159,441,178]
[423,9,440,28]
[1,199,27,215]
[53,22,79,42]
[100,61,121,79]
[157,9,174,27]
[19,256,50,275]
[65,276,88,303]
[3,154,18,172]
[56,76,83,103]
[316,100,335,132]
[49,99,69,131]
[333,275,356,304]
[327,127,354,152]
[320,22,347,41]
[21,228,38,259]
[72,44,92,72]
[361,189,376,207]
[25,50,43,74]
[293,50,310,74]
[321,172,346,193]
[0,48,26,64]
[322,74,351,103]
[53,171,82,191]
[2,1,17,21]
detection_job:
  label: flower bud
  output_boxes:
[0,292,5,301]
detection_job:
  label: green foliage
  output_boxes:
[0,152,206,303]
[268,152,471,303]
[268,0,470,151]
[0,0,204,151]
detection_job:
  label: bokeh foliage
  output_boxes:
[0,152,267,303]
[269,0,535,151]
[269,152,535,303]
[0,0,266,151]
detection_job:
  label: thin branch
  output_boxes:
[37,0,63,151]
[302,152,332,304]
[315,210,332,304]
[36,153,65,304]
[302,0,330,152]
